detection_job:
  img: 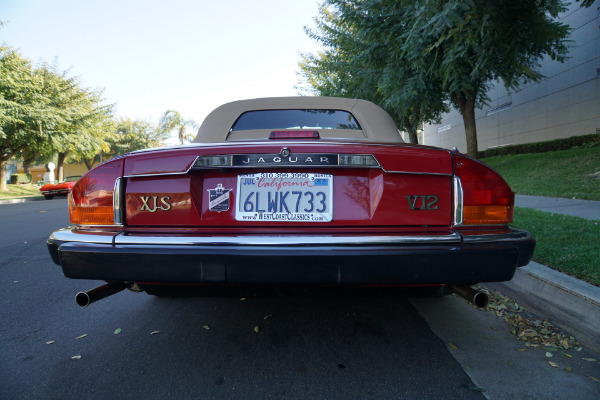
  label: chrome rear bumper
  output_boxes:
[47,228,535,285]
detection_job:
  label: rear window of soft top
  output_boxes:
[230,109,362,131]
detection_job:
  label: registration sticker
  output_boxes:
[235,173,333,222]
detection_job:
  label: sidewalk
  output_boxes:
[516,194,600,220]
[0,196,44,205]
[485,195,600,353]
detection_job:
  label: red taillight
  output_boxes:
[69,158,123,225]
[453,154,514,225]
[269,130,320,139]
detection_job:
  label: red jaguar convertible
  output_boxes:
[47,97,534,306]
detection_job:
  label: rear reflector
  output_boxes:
[453,154,514,225]
[269,130,320,139]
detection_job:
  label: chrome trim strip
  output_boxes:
[386,171,453,177]
[49,228,117,245]
[49,228,531,247]
[113,177,122,225]
[115,233,462,246]
[461,228,532,243]
[191,153,383,169]
[453,176,464,226]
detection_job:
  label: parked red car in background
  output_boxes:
[39,176,81,200]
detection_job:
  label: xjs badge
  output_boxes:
[139,196,172,212]
[207,184,232,212]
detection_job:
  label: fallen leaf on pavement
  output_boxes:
[150,331,160,335]
[588,375,600,383]
[254,326,260,333]
[203,325,210,330]
[545,352,553,358]
[264,314,273,320]
[46,341,54,345]
[114,328,121,335]
[549,361,559,368]
[76,334,87,340]
[71,355,81,359]
[448,342,459,350]
[582,358,597,362]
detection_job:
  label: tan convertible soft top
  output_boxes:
[193,96,403,143]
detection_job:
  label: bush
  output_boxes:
[10,173,32,184]
[479,133,600,158]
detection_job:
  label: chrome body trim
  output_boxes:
[453,176,464,226]
[461,228,532,243]
[113,177,123,225]
[49,227,117,245]
[113,233,462,246]
[49,228,531,247]
[191,153,383,169]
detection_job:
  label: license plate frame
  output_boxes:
[235,172,333,222]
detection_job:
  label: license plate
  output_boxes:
[235,173,333,222]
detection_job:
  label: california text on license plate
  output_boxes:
[235,173,333,222]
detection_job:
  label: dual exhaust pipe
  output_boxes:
[75,282,131,307]
[75,282,489,308]
[449,284,489,308]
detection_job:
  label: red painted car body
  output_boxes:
[47,97,534,297]
[39,176,81,199]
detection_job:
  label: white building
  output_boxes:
[422,1,599,151]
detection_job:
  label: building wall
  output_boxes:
[422,1,600,151]
[18,163,98,183]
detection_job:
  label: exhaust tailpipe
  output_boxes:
[450,284,489,308]
[75,282,130,307]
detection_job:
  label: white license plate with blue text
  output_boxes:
[235,173,333,222]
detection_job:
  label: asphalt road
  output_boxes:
[1,199,599,399]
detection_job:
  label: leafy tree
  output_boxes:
[108,117,168,157]
[399,0,573,157]
[0,47,65,190]
[306,0,581,156]
[299,3,448,144]
[159,110,198,145]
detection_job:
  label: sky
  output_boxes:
[1,0,323,142]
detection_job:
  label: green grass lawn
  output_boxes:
[0,184,43,199]
[511,207,600,286]
[483,147,600,200]
[484,147,600,285]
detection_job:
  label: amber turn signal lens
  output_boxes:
[462,205,514,225]
[69,194,114,225]
[68,158,123,225]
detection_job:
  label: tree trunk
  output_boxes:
[454,92,479,158]
[84,158,95,171]
[0,160,7,191]
[57,152,68,182]
[403,121,419,144]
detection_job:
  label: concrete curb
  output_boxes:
[484,261,600,354]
